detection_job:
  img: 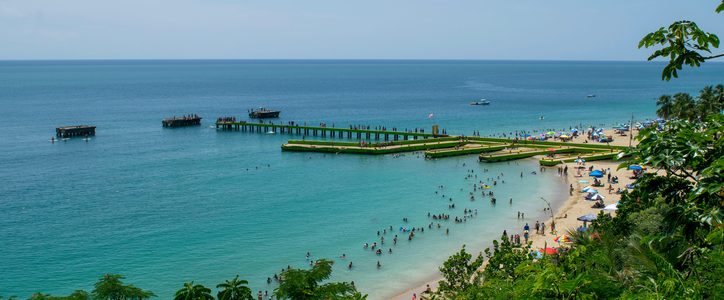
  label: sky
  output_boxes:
[0,0,723,60]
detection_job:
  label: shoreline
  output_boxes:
[388,129,637,300]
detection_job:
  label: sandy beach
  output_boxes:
[389,129,639,300]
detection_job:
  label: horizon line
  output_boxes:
[0,58,668,63]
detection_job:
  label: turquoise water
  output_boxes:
[1,60,722,299]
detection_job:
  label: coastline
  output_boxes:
[388,130,637,300]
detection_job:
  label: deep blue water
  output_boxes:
[1,60,722,299]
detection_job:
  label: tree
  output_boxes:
[434,245,484,298]
[174,282,214,300]
[671,92,697,121]
[92,274,155,300]
[27,291,89,300]
[274,259,361,300]
[216,276,253,300]
[656,95,673,119]
[639,1,723,80]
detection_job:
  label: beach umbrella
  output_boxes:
[554,235,572,243]
[589,170,604,178]
[577,213,598,222]
[541,247,558,255]
[532,250,543,259]
[582,187,597,193]
[560,134,569,139]
[590,194,605,200]
[575,158,585,163]
[546,131,555,135]
[604,203,619,211]
[547,148,556,151]
[628,165,643,171]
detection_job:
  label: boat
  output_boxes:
[469,99,491,106]
[248,107,280,119]
[587,94,596,98]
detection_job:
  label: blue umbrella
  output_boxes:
[589,170,604,178]
[628,165,643,171]
[577,213,598,222]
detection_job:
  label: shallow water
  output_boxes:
[1,60,721,299]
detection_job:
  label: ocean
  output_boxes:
[1,60,722,299]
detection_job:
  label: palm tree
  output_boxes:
[274,259,360,300]
[656,95,674,119]
[696,85,724,119]
[216,276,253,300]
[92,274,155,300]
[174,282,215,300]
[671,93,696,121]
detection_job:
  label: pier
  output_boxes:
[215,120,447,141]
[56,125,96,138]
[163,115,202,127]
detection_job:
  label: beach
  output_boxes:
[389,130,639,300]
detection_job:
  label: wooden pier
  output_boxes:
[56,125,96,138]
[163,115,202,127]
[215,120,447,141]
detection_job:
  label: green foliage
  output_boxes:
[216,276,253,300]
[27,291,89,300]
[639,3,723,80]
[274,259,363,300]
[174,282,214,300]
[434,245,484,298]
[654,85,724,121]
[92,274,155,300]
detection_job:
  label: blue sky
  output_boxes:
[0,0,722,60]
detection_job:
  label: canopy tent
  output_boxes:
[589,170,604,178]
[577,213,598,222]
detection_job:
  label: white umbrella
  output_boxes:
[591,194,605,200]
[582,187,597,193]
[604,203,619,211]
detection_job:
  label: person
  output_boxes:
[377,261,382,268]
[258,291,263,300]
[412,293,417,300]
[425,284,432,294]
[524,223,530,231]
[348,261,353,269]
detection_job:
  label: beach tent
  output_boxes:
[628,165,643,171]
[604,203,619,211]
[590,194,605,200]
[577,213,598,222]
[589,170,604,177]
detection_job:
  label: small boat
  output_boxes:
[266,131,276,134]
[470,99,491,106]
[587,94,596,98]
[249,107,281,118]
[539,115,545,120]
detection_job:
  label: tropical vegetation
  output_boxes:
[639,1,723,80]
[655,84,724,121]
[2,264,365,300]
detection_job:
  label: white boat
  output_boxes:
[587,94,596,98]
[470,99,491,106]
